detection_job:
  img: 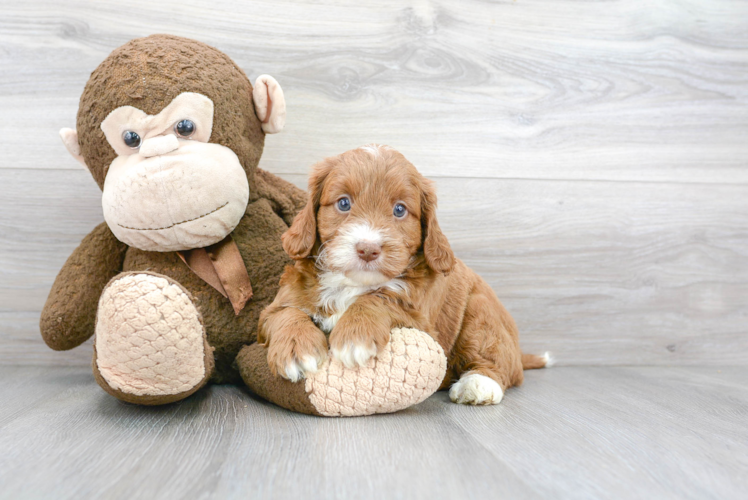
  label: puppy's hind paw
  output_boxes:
[449,374,504,405]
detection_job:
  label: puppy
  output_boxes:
[258,145,548,405]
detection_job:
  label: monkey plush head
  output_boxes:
[59,34,286,251]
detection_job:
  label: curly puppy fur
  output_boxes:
[258,145,546,403]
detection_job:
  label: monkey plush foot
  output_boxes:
[237,328,447,417]
[93,272,214,405]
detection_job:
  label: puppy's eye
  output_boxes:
[122,131,141,148]
[175,119,196,138]
[337,197,351,212]
[393,203,407,218]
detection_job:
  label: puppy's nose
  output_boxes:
[356,241,381,262]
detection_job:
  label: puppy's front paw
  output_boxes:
[329,319,390,369]
[449,374,504,405]
[281,354,324,383]
[266,326,328,383]
[330,341,378,369]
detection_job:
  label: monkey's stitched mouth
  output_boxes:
[117,202,230,231]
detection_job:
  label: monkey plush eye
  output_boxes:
[337,197,351,212]
[393,203,407,218]
[122,131,141,148]
[175,119,196,137]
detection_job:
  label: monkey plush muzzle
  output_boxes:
[96,92,249,252]
[102,139,249,252]
[139,134,179,157]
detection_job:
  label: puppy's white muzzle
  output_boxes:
[326,223,384,269]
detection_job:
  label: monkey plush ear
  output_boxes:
[253,75,286,134]
[59,128,89,171]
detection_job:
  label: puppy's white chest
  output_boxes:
[312,271,406,333]
[314,311,344,334]
[313,281,366,333]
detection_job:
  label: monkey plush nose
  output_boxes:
[356,241,381,262]
[139,135,180,158]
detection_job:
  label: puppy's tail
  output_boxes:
[522,352,554,370]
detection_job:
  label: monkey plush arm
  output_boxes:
[255,168,308,227]
[40,222,128,350]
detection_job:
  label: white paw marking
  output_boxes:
[331,342,377,369]
[284,355,321,382]
[299,355,320,374]
[449,374,504,405]
[543,351,555,367]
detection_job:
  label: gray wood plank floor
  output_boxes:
[1,366,746,500]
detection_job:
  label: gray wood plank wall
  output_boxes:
[1,0,746,367]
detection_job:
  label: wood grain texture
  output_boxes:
[1,0,747,367]
[0,365,746,500]
[1,0,748,183]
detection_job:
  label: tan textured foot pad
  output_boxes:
[238,328,447,417]
[93,272,214,405]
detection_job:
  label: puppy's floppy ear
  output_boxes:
[420,177,454,274]
[282,159,333,259]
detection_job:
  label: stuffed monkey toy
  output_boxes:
[41,35,446,416]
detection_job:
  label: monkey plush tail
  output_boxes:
[522,352,553,370]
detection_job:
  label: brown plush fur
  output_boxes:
[40,35,307,389]
[236,343,322,416]
[41,222,128,351]
[77,34,265,195]
[260,147,545,392]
